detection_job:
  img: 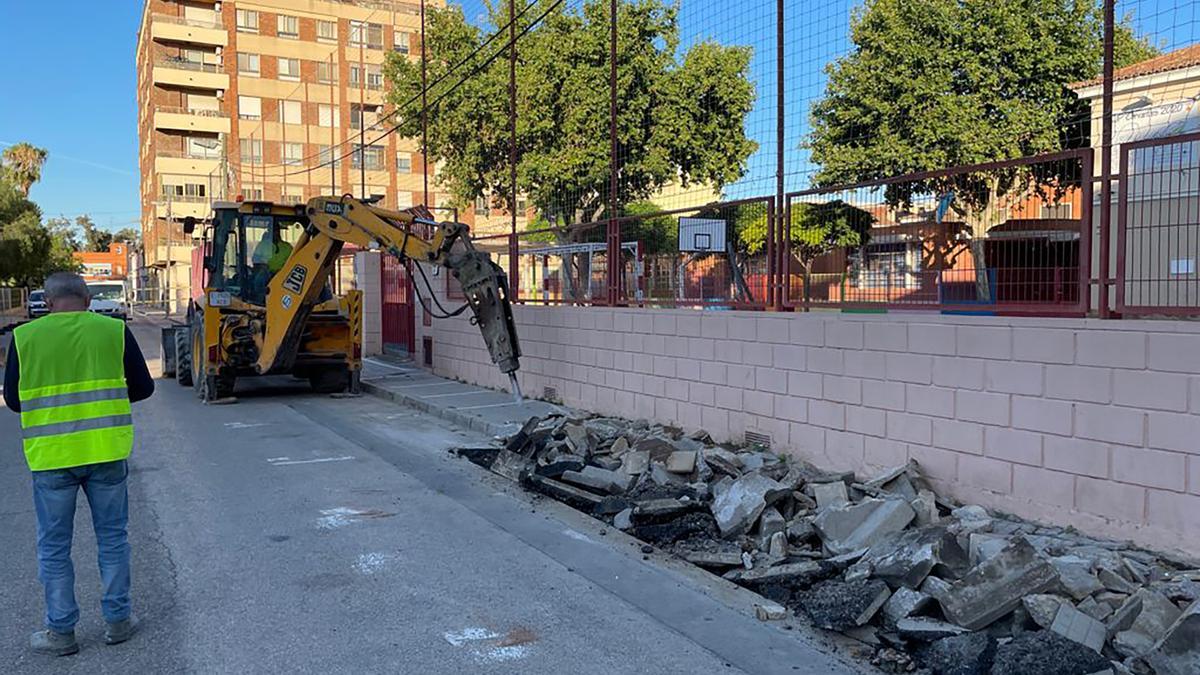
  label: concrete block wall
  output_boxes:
[354,252,383,357]
[417,300,1200,558]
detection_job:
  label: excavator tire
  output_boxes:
[175,326,193,387]
[309,366,350,394]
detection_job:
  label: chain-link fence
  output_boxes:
[0,288,28,324]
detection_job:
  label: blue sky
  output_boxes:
[0,2,144,231]
[0,0,1188,229]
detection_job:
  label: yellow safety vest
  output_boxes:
[12,312,133,471]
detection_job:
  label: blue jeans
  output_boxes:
[31,460,131,634]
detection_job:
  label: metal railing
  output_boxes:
[152,13,222,30]
[156,57,222,73]
[155,106,229,118]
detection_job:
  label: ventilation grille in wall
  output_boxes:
[422,336,433,367]
[543,386,558,402]
[744,430,772,450]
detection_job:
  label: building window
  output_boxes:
[161,182,207,201]
[394,32,411,54]
[278,57,300,81]
[317,60,338,85]
[1040,203,1073,219]
[318,104,339,128]
[278,100,302,125]
[283,143,304,166]
[396,154,412,173]
[281,187,304,205]
[244,188,263,200]
[366,64,383,90]
[350,104,381,130]
[317,20,337,43]
[317,145,342,168]
[237,53,260,76]
[277,15,299,39]
[851,241,921,290]
[236,9,258,33]
[238,95,262,120]
[240,139,263,164]
[349,21,384,49]
[185,136,221,159]
[351,144,385,171]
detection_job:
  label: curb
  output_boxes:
[360,379,524,439]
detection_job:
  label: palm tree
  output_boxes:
[2,142,48,196]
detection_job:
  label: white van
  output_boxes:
[87,282,129,321]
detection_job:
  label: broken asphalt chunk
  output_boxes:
[490,449,532,482]
[813,497,916,556]
[864,526,969,590]
[989,630,1111,675]
[1050,555,1105,601]
[560,466,631,495]
[1113,588,1182,659]
[504,417,540,453]
[916,632,995,675]
[939,537,1058,631]
[1023,594,1068,629]
[881,587,934,627]
[797,578,891,631]
[527,474,604,509]
[895,617,970,642]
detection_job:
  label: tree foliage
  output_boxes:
[385,0,758,232]
[0,148,79,287]
[806,0,1158,299]
[2,142,48,197]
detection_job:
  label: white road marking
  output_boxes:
[363,358,417,373]
[443,627,532,664]
[421,390,490,399]
[455,401,523,411]
[224,422,269,429]
[353,552,398,575]
[562,529,598,545]
[389,381,460,390]
[270,456,354,467]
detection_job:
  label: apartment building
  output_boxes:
[136,0,515,307]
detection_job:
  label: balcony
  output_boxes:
[154,150,221,176]
[155,198,209,220]
[151,14,227,47]
[153,57,228,91]
[154,106,230,134]
[147,243,198,267]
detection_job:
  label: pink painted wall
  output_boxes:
[416,294,1200,558]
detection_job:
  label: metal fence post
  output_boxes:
[773,0,786,312]
[1099,0,1115,317]
[509,0,520,299]
[606,0,621,306]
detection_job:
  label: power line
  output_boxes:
[267,0,565,181]
[255,0,548,178]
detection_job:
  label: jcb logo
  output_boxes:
[282,265,307,294]
[323,202,343,215]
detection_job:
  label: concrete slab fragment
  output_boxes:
[939,538,1059,630]
[813,498,916,556]
[560,466,631,495]
[1147,600,1200,675]
[665,450,698,474]
[895,617,970,641]
[710,472,787,538]
[812,481,849,508]
[1114,588,1182,658]
[1023,594,1068,629]
[881,587,933,626]
[1049,603,1106,652]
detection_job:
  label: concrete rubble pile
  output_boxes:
[458,414,1200,675]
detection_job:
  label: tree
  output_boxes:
[385,0,758,300]
[44,216,81,252]
[77,215,114,252]
[0,168,77,287]
[111,227,141,247]
[723,200,874,306]
[807,0,1157,301]
[2,142,48,197]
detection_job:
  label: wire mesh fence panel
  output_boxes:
[0,288,28,320]
[1119,132,1200,314]
[785,151,1092,315]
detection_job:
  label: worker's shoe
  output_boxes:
[30,629,79,656]
[104,618,136,645]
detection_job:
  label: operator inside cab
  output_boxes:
[248,221,295,303]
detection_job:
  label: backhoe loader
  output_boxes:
[161,196,521,402]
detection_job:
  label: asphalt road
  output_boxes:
[0,320,864,674]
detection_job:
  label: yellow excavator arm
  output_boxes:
[257,195,522,397]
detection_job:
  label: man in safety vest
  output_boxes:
[3,272,154,656]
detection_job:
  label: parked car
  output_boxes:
[87,282,129,321]
[26,289,48,319]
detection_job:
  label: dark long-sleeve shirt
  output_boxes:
[4,326,155,413]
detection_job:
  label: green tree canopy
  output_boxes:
[0,158,80,287]
[806,0,1157,299]
[385,0,758,232]
[2,142,48,197]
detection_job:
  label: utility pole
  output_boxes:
[359,25,367,199]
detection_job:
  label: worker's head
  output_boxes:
[43,272,91,313]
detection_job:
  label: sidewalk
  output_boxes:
[360,355,564,438]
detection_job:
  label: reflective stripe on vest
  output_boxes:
[12,312,133,471]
